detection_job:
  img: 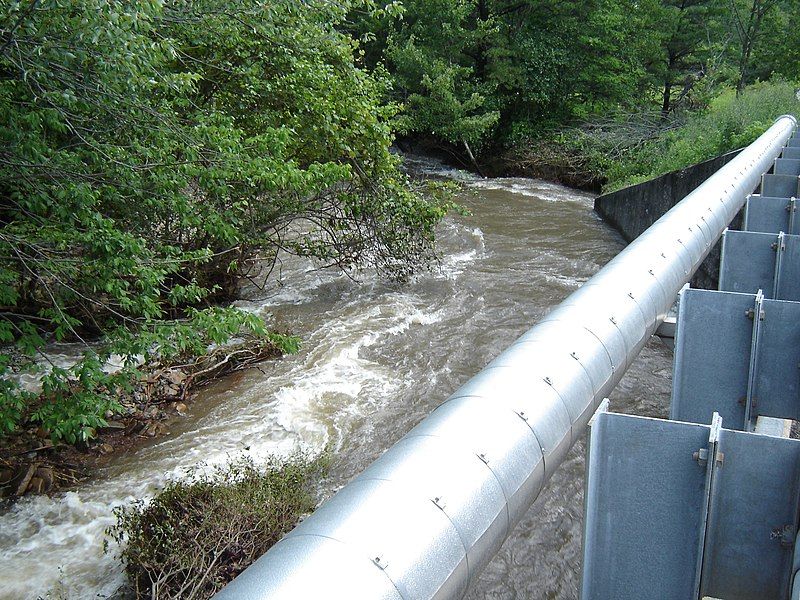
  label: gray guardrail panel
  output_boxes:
[720,230,781,296]
[761,173,800,197]
[701,427,800,600]
[581,411,712,600]
[783,147,800,160]
[775,158,800,176]
[672,288,800,427]
[744,195,798,234]
[753,297,800,419]
[720,230,800,300]
[582,411,800,600]
[671,288,752,428]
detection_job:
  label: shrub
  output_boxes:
[0,0,455,441]
[509,79,799,192]
[605,79,800,190]
[106,454,327,599]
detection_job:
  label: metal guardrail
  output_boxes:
[214,115,797,599]
[671,287,800,429]
[582,408,800,600]
[720,229,800,299]
[582,125,800,600]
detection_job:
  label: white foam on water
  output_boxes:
[0,490,130,599]
[469,178,595,205]
[268,297,447,453]
[400,153,480,182]
[0,288,452,599]
[434,225,486,280]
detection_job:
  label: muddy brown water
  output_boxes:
[0,158,673,599]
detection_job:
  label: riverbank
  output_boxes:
[396,137,606,192]
[0,337,287,503]
[401,80,799,196]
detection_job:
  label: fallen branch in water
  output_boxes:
[1,334,292,502]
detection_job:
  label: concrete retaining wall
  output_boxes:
[595,150,743,289]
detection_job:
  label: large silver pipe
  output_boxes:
[215,115,797,599]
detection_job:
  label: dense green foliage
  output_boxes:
[513,78,800,191]
[353,0,799,158]
[2,0,799,443]
[606,79,800,189]
[106,454,326,599]
[0,0,454,442]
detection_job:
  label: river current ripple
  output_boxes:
[0,157,673,599]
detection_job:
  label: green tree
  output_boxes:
[367,0,671,152]
[727,0,782,93]
[739,0,800,84]
[650,0,726,117]
[383,0,501,156]
[0,0,454,442]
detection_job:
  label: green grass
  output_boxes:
[605,79,800,191]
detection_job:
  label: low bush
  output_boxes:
[106,454,327,600]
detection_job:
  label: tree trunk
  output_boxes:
[463,140,485,178]
[661,77,672,119]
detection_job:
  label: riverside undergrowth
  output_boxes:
[507,78,799,192]
[105,454,327,600]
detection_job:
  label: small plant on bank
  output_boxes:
[106,453,327,600]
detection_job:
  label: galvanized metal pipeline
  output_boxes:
[214,115,797,600]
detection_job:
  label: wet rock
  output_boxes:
[142,422,167,437]
[27,477,44,495]
[125,421,146,435]
[34,466,54,490]
[99,421,126,433]
[0,468,14,485]
[14,464,37,497]
[166,370,187,386]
